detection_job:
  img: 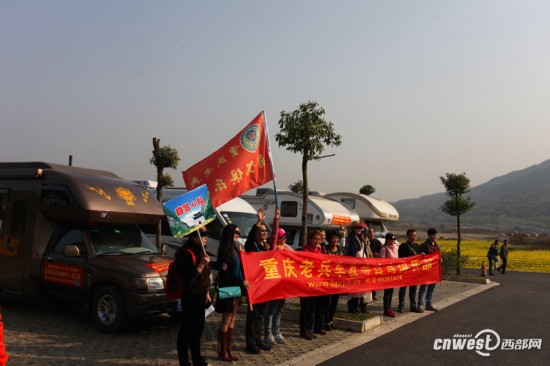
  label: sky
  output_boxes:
[2,0,550,203]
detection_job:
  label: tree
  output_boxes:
[151,138,180,250]
[275,101,342,245]
[288,180,304,194]
[440,172,476,275]
[360,185,376,195]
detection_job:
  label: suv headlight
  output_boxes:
[135,277,164,291]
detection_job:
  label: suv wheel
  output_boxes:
[92,285,127,333]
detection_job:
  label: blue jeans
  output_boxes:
[264,299,285,337]
[418,283,436,306]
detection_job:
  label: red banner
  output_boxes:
[241,251,441,305]
[182,112,273,208]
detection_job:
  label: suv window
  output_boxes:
[53,228,87,255]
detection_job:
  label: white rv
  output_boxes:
[241,189,360,249]
[145,187,258,261]
[323,192,399,241]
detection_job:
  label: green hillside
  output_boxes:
[393,159,550,231]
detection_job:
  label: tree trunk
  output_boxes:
[456,215,461,275]
[152,138,163,252]
[301,157,308,247]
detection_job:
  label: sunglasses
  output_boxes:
[259,229,268,233]
[234,231,241,235]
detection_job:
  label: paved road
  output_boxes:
[318,271,550,366]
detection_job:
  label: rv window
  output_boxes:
[280,201,297,217]
[53,228,87,256]
[11,200,28,235]
[341,198,355,209]
[41,186,72,208]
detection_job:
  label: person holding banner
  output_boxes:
[215,224,248,362]
[380,233,399,317]
[244,209,272,354]
[263,209,293,346]
[345,221,370,314]
[418,228,441,312]
[398,229,423,313]
[324,230,345,330]
[300,229,326,340]
[175,227,211,366]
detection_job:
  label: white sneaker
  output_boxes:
[274,334,286,344]
[264,335,277,345]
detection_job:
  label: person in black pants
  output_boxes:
[324,230,344,329]
[397,229,422,313]
[175,227,211,366]
[244,209,272,354]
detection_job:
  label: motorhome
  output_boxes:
[323,192,399,241]
[241,189,360,249]
[0,162,174,332]
[145,187,259,262]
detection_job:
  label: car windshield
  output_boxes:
[88,226,158,255]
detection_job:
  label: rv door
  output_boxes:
[0,191,35,291]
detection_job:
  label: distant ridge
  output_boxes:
[393,159,550,232]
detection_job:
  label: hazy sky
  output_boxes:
[2,1,549,202]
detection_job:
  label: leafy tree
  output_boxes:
[151,138,180,250]
[360,184,376,195]
[440,172,476,275]
[288,180,304,194]
[275,101,342,245]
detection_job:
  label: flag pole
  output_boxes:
[262,111,279,209]
[196,227,208,256]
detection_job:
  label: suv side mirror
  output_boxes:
[64,245,80,257]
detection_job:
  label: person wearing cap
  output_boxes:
[175,227,211,366]
[263,209,292,346]
[380,232,399,317]
[497,239,509,274]
[417,228,441,312]
[345,221,371,314]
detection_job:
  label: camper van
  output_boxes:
[323,192,399,241]
[146,187,259,262]
[241,189,360,249]
[0,162,175,332]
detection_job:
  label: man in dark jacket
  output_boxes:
[397,229,422,313]
[417,228,441,312]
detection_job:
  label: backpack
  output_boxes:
[165,248,196,300]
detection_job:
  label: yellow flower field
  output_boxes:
[438,240,550,273]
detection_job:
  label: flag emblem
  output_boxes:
[240,124,260,152]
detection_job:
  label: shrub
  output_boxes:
[440,248,469,275]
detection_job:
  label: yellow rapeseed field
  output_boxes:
[438,240,550,273]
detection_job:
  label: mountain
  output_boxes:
[393,159,550,231]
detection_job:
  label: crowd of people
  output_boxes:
[172,208,462,365]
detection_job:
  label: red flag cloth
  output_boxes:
[0,310,7,366]
[241,251,442,305]
[182,112,273,208]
